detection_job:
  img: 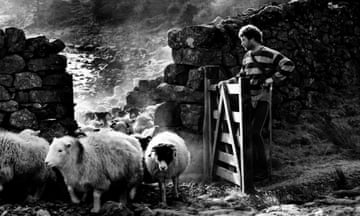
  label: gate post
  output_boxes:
[239,77,254,193]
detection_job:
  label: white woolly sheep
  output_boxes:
[132,113,154,134]
[45,130,143,213]
[144,131,191,204]
[0,130,53,201]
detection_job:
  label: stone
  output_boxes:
[199,65,228,81]
[38,120,69,142]
[154,102,182,128]
[36,209,51,216]
[49,39,66,53]
[187,68,204,91]
[164,64,194,85]
[137,78,162,92]
[153,83,204,104]
[42,73,72,86]
[180,104,203,132]
[23,36,51,59]
[99,201,134,216]
[29,90,73,103]
[168,25,224,49]
[0,75,13,87]
[126,90,155,108]
[15,91,30,103]
[0,85,11,101]
[0,54,25,74]
[27,54,67,72]
[222,53,237,67]
[14,72,42,90]
[9,109,38,129]
[5,27,26,54]
[0,112,4,125]
[0,100,18,112]
[172,48,222,66]
[0,29,5,58]
[152,209,190,216]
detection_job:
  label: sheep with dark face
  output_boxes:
[0,130,54,202]
[45,130,143,213]
[144,131,190,204]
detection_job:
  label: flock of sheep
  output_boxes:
[0,105,191,213]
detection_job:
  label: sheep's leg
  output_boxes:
[129,186,137,200]
[159,180,167,205]
[91,189,103,213]
[172,177,179,198]
[28,182,46,202]
[67,185,80,204]
[119,187,128,206]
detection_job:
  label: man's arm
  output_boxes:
[271,52,295,84]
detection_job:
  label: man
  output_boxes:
[219,24,295,183]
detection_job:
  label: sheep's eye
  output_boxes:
[58,149,63,153]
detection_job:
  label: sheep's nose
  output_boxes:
[158,162,168,171]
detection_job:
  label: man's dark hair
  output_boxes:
[238,24,263,43]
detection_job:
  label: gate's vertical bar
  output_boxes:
[203,69,212,181]
[238,78,245,193]
[241,77,254,193]
[268,83,273,180]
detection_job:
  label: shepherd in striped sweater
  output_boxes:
[218,24,295,190]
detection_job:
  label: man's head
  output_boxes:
[238,24,263,50]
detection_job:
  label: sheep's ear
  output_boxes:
[75,140,85,164]
[148,151,155,158]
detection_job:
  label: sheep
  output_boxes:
[144,131,191,205]
[132,113,154,134]
[44,130,143,213]
[0,130,54,202]
[19,128,41,136]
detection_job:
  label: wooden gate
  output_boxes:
[202,69,272,193]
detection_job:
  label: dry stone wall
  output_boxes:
[0,27,76,140]
[126,0,360,132]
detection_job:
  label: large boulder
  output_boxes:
[180,104,204,132]
[168,25,224,49]
[0,85,11,101]
[172,48,222,66]
[154,102,182,128]
[9,109,38,129]
[164,64,195,85]
[14,72,42,90]
[5,27,26,54]
[0,75,13,87]
[0,54,25,74]
[27,54,67,72]
[0,100,18,112]
[153,83,204,104]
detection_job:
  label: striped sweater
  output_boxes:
[237,46,295,102]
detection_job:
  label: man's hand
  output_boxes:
[263,77,273,87]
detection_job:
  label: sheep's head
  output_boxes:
[45,136,84,168]
[148,144,176,172]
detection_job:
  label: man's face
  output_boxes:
[240,35,254,51]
